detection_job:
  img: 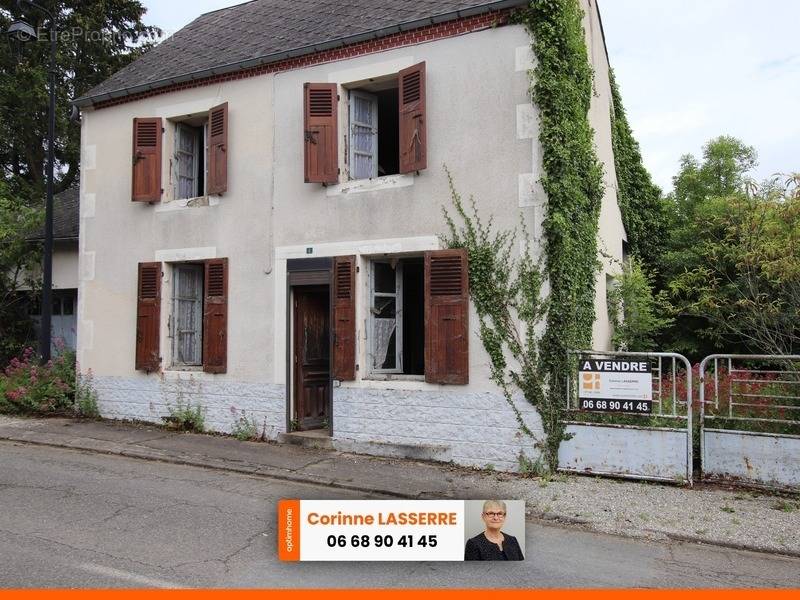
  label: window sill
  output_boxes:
[362,373,425,382]
[165,366,203,372]
[326,173,414,197]
[155,195,219,213]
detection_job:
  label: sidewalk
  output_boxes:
[1,415,798,557]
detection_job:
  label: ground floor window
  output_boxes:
[171,263,204,367]
[368,257,424,375]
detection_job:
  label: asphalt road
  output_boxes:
[0,441,798,588]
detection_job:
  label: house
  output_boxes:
[25,185,80,353]
[73,0,626,471]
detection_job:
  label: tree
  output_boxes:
[0,1,158,360]
[0,1,160,202]
[0,181,41,363]
[670,174,800,356]
[659,136,763,358]
[607,257,673,352]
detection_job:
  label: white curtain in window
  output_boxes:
[373,318,396,369]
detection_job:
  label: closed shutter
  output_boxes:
[398,62,427,174]
[203,258,228,373]
[132,117,162,202]
[207,102,228,195]
[332,255,356,380]
[424,248,469,384]
[136,262,162,371]
[304,83,338,185]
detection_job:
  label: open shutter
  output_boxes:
[136,262,161,371]
[132,117,162,202]
[207,102,228,195]
[203,258,228,373]
[304,83,338,185]
[398,62,427,174]
[425,248,469,384]
[332,255,356,380]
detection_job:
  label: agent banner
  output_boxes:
[277,499,525,561]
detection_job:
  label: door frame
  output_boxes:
[286,257,333,436]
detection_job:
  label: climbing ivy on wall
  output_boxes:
[608,69,668,276]
[442,0,604,473]
[515,0,604,470]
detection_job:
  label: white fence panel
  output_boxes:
[559,423,689,482]
[703,429,800,489]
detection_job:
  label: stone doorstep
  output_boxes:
[278,429,335,450]
[277,428,450,462]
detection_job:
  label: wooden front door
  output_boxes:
[293,286,331,430]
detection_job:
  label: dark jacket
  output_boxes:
[464,532,524,561]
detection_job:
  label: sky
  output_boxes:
[141,0,800,192]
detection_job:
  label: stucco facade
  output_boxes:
[77,1,624,471]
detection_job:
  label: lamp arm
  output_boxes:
[17,0,54,22]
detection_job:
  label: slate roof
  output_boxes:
[30,185,79,242]
[75,0,526,107]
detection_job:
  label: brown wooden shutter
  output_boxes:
[398,62,427,174]
[132,117,162,202]
[425,248,469,385]
[135,262,161,372]
[203,258,228,373]
[207,102,228,195]
[332,255,356,380]
[304,83,338,185]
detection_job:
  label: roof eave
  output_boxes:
[73,0,528,108]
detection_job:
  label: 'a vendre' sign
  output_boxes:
[578,357,653,414]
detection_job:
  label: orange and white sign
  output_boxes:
[278,500,527,561]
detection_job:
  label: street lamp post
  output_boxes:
[7,0,57,363]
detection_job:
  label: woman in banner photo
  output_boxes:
[464,500,524,561]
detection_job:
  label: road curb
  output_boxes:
[0,434,415,499]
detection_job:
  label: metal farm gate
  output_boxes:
[699,354,800,489]
[561,350,693,484]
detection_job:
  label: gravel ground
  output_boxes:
[494,471,800,556]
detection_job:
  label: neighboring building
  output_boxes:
[26,185,80,352]
[73,0,626,471]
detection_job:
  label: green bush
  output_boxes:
[74,370,100,418]
[231,411,260,441]
[0,347,74,415]
[163,400,205,432]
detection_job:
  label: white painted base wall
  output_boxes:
[703,429,800,489]
[333,387,543,472]
[94,376,543,472]
[94,376,285,440]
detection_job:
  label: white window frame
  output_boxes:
[174,122,208,200]
[170,263,204,367]
[368,260,403,374]
[348,89,378,181]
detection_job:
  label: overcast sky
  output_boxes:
[141,0,800,192]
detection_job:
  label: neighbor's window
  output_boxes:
[347,76,400,181]
[174,121,207,200]
[171,263,204,366]
[368,257,424,375]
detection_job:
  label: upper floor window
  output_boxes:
[174,121,207,200]
[131,102,228,203]
[347,77,400,180]
[303,62,427,186]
